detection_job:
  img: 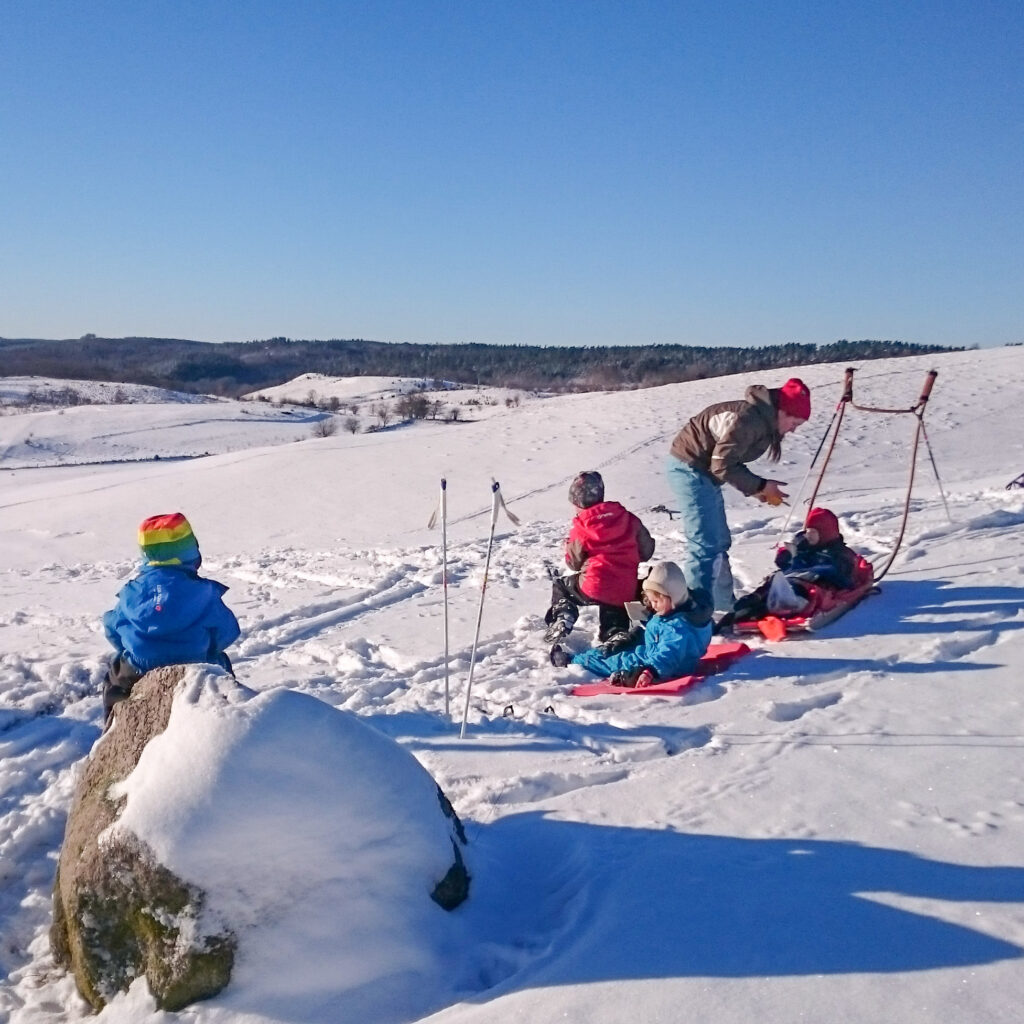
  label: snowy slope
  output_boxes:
[2,347,1024,1023]
[0,377,332,469]
[245,372,533,417]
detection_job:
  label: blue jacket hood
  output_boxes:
[103,564,240,673]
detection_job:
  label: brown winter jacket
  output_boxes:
[668,385,780,496]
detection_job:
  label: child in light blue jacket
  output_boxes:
[554,561,713,688]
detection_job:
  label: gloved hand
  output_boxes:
[634,668,657,689]
[610,666,657,688]
[774,541,796,569]
[757,480,789,506]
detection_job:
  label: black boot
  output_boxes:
[543,600,577,643]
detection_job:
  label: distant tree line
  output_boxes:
[0,335,963,398]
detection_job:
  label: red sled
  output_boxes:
[733,555,875,641]
[571,641,751,697]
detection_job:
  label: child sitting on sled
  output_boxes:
[543,470,655,644]
[721,507,864,630]
[774,507,858,590]
[101,512,240,725]
[551,561,713,688]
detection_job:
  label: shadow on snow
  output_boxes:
[459,811,1024,995]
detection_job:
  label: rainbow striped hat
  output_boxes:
[138,512,202,568]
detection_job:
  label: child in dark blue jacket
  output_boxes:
[102,513,240,723]
[773,507,857,590]
[716,507,862,632]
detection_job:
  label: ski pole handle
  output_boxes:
[842,367,855,404]
[918,370,937,407]
[489,480,500,526]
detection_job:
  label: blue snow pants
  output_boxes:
[665,456,736,612]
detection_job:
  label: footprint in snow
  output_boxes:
[766,691,842,723]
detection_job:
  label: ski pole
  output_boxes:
[428,478,451,718]
[919,420,952,523]
[800,367,854,528]
[460,481,501,739]
[439,479,451,718]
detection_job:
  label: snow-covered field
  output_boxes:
[2,347,1024,1023]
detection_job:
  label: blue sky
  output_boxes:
[1,1,1021,348]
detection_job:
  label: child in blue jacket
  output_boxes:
[773,506,857,590]
[102,513,240,723]
[553,561,713,688]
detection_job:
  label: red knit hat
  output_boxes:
[805,507,841,545]
[776,378,811,420]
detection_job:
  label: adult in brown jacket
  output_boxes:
[665,378,810,611]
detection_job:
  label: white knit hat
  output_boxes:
[642,561,688,607]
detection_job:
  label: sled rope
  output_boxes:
[785,367,855,536]
[803,367,942,583]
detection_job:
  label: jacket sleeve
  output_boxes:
[634,616,709,680]
[633,515,655,562]
[102,594,127,654]
[708,409,768,495]
[564,517,587,571]
[797,548,856,590]
[205,586,241,655]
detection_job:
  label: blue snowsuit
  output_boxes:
[103,564,240,674]
[774,535,857,591]
[572,605,713,682]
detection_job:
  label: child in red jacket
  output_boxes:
[544,471,655,644]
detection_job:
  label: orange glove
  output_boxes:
[757,480,789,506]
[635,668,657,689]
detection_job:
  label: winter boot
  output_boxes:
[543,601,577,643]
[549,645,570,668]
[544,617,573,643]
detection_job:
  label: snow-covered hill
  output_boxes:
[2,347,1024,1024]
[244,371,534,415]
[0,377,329,469]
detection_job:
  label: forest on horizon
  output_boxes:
[0,334,961,397]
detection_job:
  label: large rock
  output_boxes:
[51,665,470,1014]
[51,666,236,1011]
